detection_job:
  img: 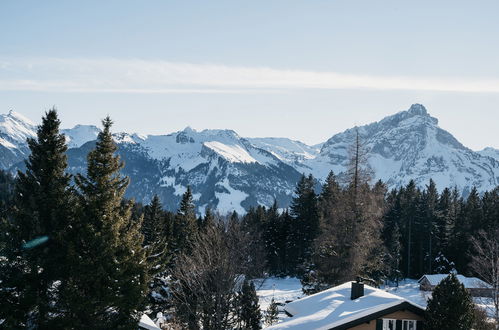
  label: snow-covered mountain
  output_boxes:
[1,104,498,213]
[306,104,499,195]
[62,124,100,148]
[478,147,499,162]
[65,127,300,214]
[0,111,36,169]
[246,137,321,173]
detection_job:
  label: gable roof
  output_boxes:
[268,282,425,330]
[418,274,491,289]
[138,314,161,330]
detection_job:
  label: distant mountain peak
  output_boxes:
[5,110,36,126]
[407,103,428,116]
[182,126,196,133]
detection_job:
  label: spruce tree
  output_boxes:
[238,280,262,330]
[174,186,198,254]
[289,174,319,271]
[0,109,75,328]
[142,195,171,315]
[425,273,475,330]
[63,117,148,329]
[264,298,279,327]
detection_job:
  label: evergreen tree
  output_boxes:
[399,180,421,278]
[425,273,475,330]
[436,187,454,261]
[63,117,148,329]
[385,222,403,284]
[174,186,198,254]
[481,187,499,232]
[199,206,215,230]
[238,280,262,330]
[142,195,172,315]
[452,187,481,272]
[0,109,75,328]
[289,174,319,271]
[421,179,439,274]
[306,171,349,288]
[263,201,284,275]
[264,298,279,327]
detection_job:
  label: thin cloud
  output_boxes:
[1,57,499,94]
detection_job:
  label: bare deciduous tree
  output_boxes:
[170,219,258,330]
[470,229,499,325]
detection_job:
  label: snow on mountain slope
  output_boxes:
[81,127,299,214]
[478,147,499,162]
[62,125,100,148]
[247,137,320,172]
[0,110,36,147]
[306,104,499,195]
[1,106,498,212]
[0,111,36,168]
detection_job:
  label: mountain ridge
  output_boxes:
[1,104,497,213]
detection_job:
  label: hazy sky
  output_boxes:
[1,0,498,150]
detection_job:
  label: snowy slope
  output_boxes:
[306,104,499,195]
[62,125,100,148]
[0,111,36,168]
[478,147,499,162]
[65,127,300,214]
[247,137,320,173]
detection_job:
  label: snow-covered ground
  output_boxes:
[255,277,304,311]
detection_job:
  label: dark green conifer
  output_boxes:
[289,174,319,270]
[64,117,148,329]
[425,273,475,330]
[0,109,75,328]
[173,186,198,254]
[238,280,262,330]
[142,195,171,315]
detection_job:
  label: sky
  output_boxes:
[0,0,498,150]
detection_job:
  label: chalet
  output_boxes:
[268,280,425,330]
[418,274,493,297]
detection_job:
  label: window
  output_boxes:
[403,319,417,330]
[382,319,396,330]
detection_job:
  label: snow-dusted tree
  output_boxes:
[142,195,173,316]
[264,298,279,327]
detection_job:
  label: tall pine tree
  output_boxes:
[173,186,198,254]
[237,280,262,330]
[63,117,148,329]
[289,174,319,272]
[142,195,172,316]
[0,109,75,328]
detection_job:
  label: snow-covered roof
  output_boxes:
[418,274,492,289]
[268,282,424,330]
[138,314,161,330]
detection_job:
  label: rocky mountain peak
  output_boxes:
[407,103,428,116]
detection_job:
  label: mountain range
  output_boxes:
[1,104,498,214]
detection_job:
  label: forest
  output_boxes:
[0,110,497,329]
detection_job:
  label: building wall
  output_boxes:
[346,310,424,330]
